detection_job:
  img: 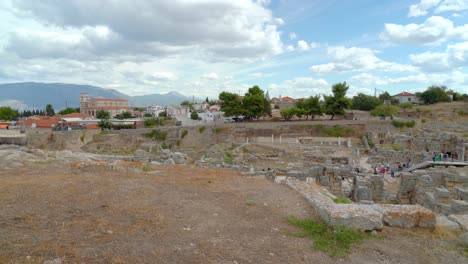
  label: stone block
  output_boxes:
[172,152,187,164]
[451,200,468,214]
[423,192,436,210]
[455,187,468,200]
[448,214,468,231]
[164,158,175,165]
[355,186,373,201]
[372,204,436,228]
[436,203,452,215]
[436,215,462,234]
[327,204,383,231]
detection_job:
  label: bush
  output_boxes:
[145,129,167,141]
[391,120,415,128]
[213,127,224,134]
[323,125,354,137]
[181,130,188,139]
[458,110,468,116]
[199,126,206,133]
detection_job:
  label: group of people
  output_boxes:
[433,151,458,162]
[373,158,412,178]
[373,162,394,178]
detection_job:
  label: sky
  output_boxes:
[0,0,467,99]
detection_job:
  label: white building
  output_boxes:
[166,105,190,117]
[393,92,418,104]
[146,105,166,117]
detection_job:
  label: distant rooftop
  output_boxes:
[394,91,415,96]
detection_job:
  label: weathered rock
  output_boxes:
[172,152,187,164]
[327,204,383,231]
[372,204,436,228]
[436,215,462,234]
[164,158,175,165]
[455,187,468,200]
[451,200,468,214]
[461,232,468,247]
[448,214,468,231]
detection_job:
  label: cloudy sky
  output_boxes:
[1,0,467,98]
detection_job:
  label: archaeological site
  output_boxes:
[1,103,468,263]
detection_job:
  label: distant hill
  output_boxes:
[0,82,202,110]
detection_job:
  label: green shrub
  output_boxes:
[181,130,188,139]
[323,125,354,137]
[213,127,224,134]
[246,200,255,206]
[380,144,403,151]
[288,216,371,257]
[199,126,206,133]
[458,110,468,116]
[391,120,415,128]
[421,118,427,123]
[80,135,85,143]
[142,166,154,172]
[145,129,167,141]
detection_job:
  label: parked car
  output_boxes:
[175,121,182,126]
[223,117,235,123]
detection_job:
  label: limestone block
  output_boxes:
[455,187,468,200]
[447,173,468,183]
[448,214,468,231]
[436,203,452,215]
[354,186,373,201]
[451,200,468,214]
[436,215,462,234]
[423,192,436,210]
[434,187,451,204]
[164,158,175,165]
[462,232,468,247]
[171,152,187,164]
[372,204,436,228]
[327,204,383,231]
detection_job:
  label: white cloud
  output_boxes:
[289,32,297,40]
[310,46,415,74]
[147,72,177,81]
[286,45,295,51]
[410,41,468,71]
[251,72,263,78]
[9,0,285,61]
[435,0,468,13]
[268,77,329,97]
[309,42,320,49]
[381,16,468,45]
[408,0,441,17]
[201,72,219,80]
[297,40,310,51]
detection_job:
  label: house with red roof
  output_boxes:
[271,96,297,108]
[393,91,418,104]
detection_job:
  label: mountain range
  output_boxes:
[0,82,202,110]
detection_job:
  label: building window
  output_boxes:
[408,98,411,102]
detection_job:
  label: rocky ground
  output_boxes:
[0,146,467,263]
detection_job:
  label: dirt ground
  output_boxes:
[0,164,466,264]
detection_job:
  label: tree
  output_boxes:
[143,112,153,117]
[370,105,399,117]
[96,109,110,119]
[296,96,322,120]
[419,85,451,104]
[219,91,244,117]
[58,108,78,115]
[351,93,382,111]
[262,90,272,118]
[379,91,391,101]
[180,100,192,107]
[399,102,414,110]
[45,104,55,117]
[242,86,265,119]
[280,107,297,121]
[0,106,17,120]
[117,111,133,119]
[97,119,112,130]
[190,111,199,120]
[324,82,352,120]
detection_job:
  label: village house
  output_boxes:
[80,93,129,118]
[271,96,297,108]
[393,91,418,104]
[166,105,190,117]
[146,105,166,117]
